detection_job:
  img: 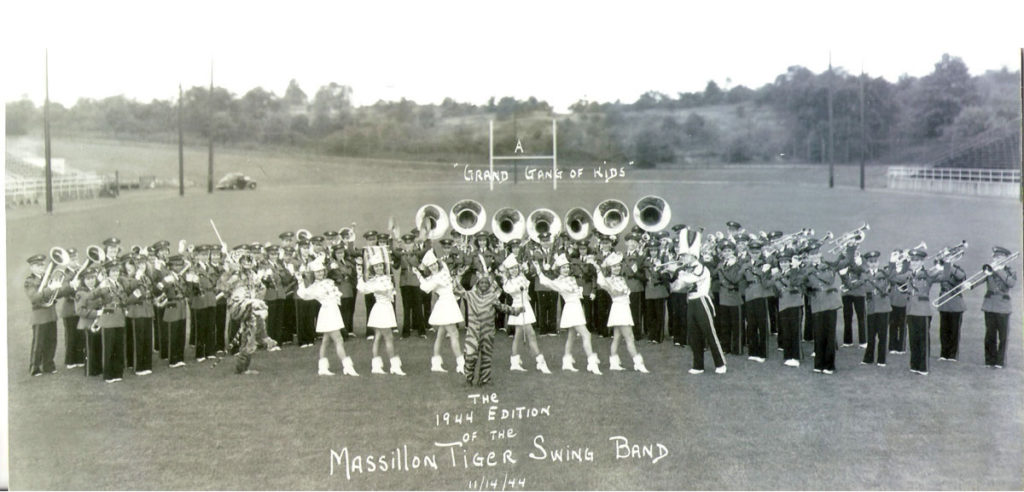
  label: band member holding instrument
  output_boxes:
[94,260,128,382]
[741,241,772,362]
[397,233,426,339]
[837,244,868,348]
[123,257,155,375]
[978,246,1017,368]
[668,225,690,347]
[888,251,911,355]
[294,239,319,347]
[860,251,891,366]
[805,245,842,374]
[59,248,86,369]
[534,254,606,374]
[260,245,285,347]
[296,256,358,376]
[643,239,670,345]
[25,253,61,376]
[773,251,807,367]
[499,253,551,374]
[76,267,104,377]
[904,249,941,375]
[327,244,357,339]
[591,252,650,373]
[356,250,406,376]
[716,242,744,355]
[936,254,967,362]
[414,249,466,374]
[149,240,171,356]
[531,231,559,337]
[187,245,219,363]
[156,255,190,368]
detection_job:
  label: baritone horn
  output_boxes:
[449,199,487,236]
[295,229,312,242]
[415,204,450,240]
[491,207,526,243]
[338,227,355,243]
[633,195,672,232]
[37,246,71,297]
[593,199,630,236]
[564,207,594,241]
[527,208,562,243]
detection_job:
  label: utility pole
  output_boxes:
[179,84,185,196]
[859,66,866,191]
[44,49,54,213]
[827,51,835,189]
[208,60,215,194]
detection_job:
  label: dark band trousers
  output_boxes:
[30,321,58,375]
[984,311,1010,367]
[842,295,866,345]
[101,326,125,381]
[779,306,802,361]
[63,316,85,366]
[669,292,688,345]
[744,298,769,358]
[129,317,153,373]
[907,315,930,373]
[863,312,888,365]
[687,297,725,371]
[938,311,963,360]
[889,306,907,352]
[812,309,837,371]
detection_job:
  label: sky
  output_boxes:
[2,0,1023,113]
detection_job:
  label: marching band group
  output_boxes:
[23,197,1018,385]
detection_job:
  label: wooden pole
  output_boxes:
[44,49,54,213]
[178,84,185,196]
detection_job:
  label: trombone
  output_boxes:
[933,251,1019,308]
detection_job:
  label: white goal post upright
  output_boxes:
[489,119,558,191]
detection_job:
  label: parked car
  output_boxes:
[216,172,257,190]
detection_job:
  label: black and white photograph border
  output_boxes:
[2,1,1023,490]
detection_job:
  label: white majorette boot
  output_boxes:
[389,356,406,376]
[455,355,466,375]
[431,355,447,373]
[632,354,650,373]
[562,354,578,372]
[535,354,552,374]
[318,357,334,376]
[371,356,386,374]
[510,354,527,372]
[341,357,359,376]
[586,353,603,375]
[608,354,625,371]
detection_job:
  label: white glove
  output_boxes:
[771,268,780,276]
[889,252,899,264]
[94,309,103,316]
[790,258,801,269]
[132,289,143,298]
[895,263,904,274]
[761,264,771,273]
[589,293,595,300]
[69,278,81,290]
[185,273,199,283]
[839,268,849,276]
[854,255,863,266]
[48,280,63,291]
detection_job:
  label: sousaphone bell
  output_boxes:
[449,199,487,236]
[415,204,450,240]
[593,199,630,236]
[492,207,526,243]
[633,195,671,232]
[527,208,562,243]
[564,207,593,241]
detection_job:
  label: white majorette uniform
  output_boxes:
[418,250,464,326]
[536,259,587,328]
[597,253,633,327]
[357,273,398,329]
[297,278,344,333]
[502,254,536,326]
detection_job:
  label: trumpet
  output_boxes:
[933,240,968,265]
[932,251,1019,307]
[892,241,928,264]
[827,223,870,255]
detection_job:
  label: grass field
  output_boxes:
[5,139,1024,490]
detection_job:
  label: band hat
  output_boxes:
[421,249,438,267]
[367,248,385,266]
[863,250,881,260]
[553,253,569,269]
[993,246,1011,256]
[748,241,764,250]
[718,241,736,252]
[362,230,378,240]
[908,249,927,259]
[151,240,170,251]
[536,231,552,243]
[102,260,121,272]
[602,252,623,267]
[507,239,522,248]
[376,233,391,242]
[81,266,99,278]
[671,224,687,232]
[401,233,416,242]
[168,254,185,265]
[308,256,326,272]
[726,221,742,229]
[474,231,489,239]
[625,232,641,242]
[27,254,46,265]
[439,238,455,247]
[502,253,519,270]
[311,235,325,244]
[768,230,784,240]
[279,231,294,240]
[103,237,121,247]
[67,247,78,255]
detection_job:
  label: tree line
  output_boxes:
[6,54,1019,167]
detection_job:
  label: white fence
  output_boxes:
[5,172,106,207]
[886,166,1021,198]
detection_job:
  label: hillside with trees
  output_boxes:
[6,54,1020,168]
